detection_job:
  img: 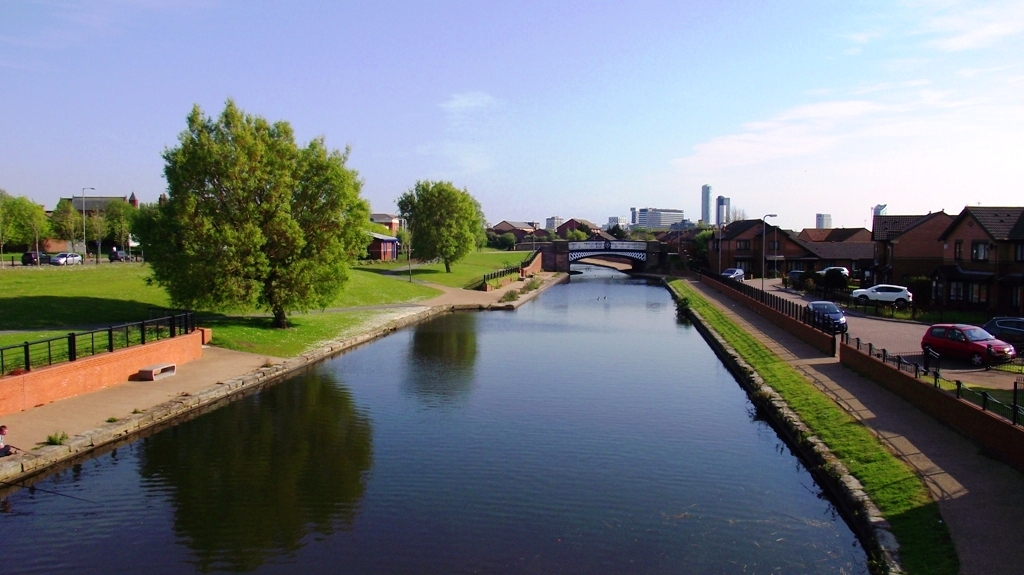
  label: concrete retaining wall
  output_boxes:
[840,342,1024,473]
[699,275,836,356]
[0,331,205,418]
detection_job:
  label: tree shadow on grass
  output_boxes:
[0,296,161,331]
[352,265,444,278]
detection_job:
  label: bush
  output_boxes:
[820,269,849,291]
[497,232,517,250]
[499,290,519,303]
[46,431,68,445]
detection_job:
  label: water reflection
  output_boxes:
[138,370,372,572]
[404,313,478,407]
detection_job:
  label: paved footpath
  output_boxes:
[689,279,1024,575]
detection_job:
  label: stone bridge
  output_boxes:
[543,240,668,273]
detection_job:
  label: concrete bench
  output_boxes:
[138,363,176,381]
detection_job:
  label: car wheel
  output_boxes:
[970,352,984,367]
[857,295,869,303]
[894,298,908,309]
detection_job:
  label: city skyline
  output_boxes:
[3,2,1023,231]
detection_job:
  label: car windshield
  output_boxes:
[810,303,840,313]
[963,328,994,342]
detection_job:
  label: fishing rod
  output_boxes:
[0,476,101,506]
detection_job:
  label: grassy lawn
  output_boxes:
[668,279,958,575]
[0,263,442,358]
[203,311,385,357]
[401,250,527,288]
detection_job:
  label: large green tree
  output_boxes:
[50,198,83,252]
[103,198,134,251]
[135,100,370,328]
[396,180,481,273]
[9,196,51,256]
[0,189,14,262]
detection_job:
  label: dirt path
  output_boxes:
[688,279,1024,575]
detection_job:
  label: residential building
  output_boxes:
[61,193,139,216]
[871,212,953,286]
[815,213,832,229]
[934,207,1024,313]
[545,216,564,230]
[493,221,537,242]
[370,213,405,235]
[715,196,730,226]
[701,185,712,224]
[557,218,599,237]
[797,228,871,243]
[709,220,872,278]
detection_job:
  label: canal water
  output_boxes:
[1,267,868,574]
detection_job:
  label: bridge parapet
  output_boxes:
[545,240,666,272]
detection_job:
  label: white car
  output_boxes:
[851,284,912,308]
[50,252,83,265]
[818,266,850,277]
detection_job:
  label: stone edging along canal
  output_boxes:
[665,280,903,575]
[0,273,571,486]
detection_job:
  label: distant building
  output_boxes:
[367,232,399,261]
[631,207,685,230]
[815,213,832,229]
[701,185,712,225]
[873,204,888,216]
[545,216,564,230]
[60,193,139,216]
[715,196,731,226]
[493,221,537,241]
[557,218,599,237]
[370,213,405,235]
[607,216,628,229]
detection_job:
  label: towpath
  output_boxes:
[687,278,1024,575]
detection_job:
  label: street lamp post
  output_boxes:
[717,224,722,274]
[81,187,94,256]
[762,214,777,292]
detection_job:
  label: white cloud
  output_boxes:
[916,1,1024,51]
[439,91,500,111]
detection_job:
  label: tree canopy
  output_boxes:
[8,196,50,255]
[104,199,134,251]
[0,189,13,258]
[397,180,482,273]
[135,100,370,327]
[50,198,83,251]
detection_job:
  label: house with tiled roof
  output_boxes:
[870,212,953,286]
[492,220,537,241]
[934,207,1024,313]
[797,228,871,243]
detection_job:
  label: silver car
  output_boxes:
[851,284,912,308]
[50,252,83,265]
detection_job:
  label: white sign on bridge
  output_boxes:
[567,241,647,251]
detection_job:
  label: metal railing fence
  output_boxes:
[1,309,195,375]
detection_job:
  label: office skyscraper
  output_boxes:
[816,213,832,229]
[701,185,712,224]
[715,196,731,226]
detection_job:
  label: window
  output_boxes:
[736,261,749,271]
[949,281,964,301]
[968,283,988,303]
[1016,243,1024,262]
[736,240,751,250]
[929,327,946,338]
[1013,287,1022,308]
[768,240,781,250]
[954,241,963,260]
[971,241,989,261]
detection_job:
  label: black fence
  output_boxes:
[471,252,539,289]
[0,309,196,375]
[842,333,1024,427]
[699,269,845,337]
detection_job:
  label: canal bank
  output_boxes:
[665,279,901,575]
[0,273,567,485]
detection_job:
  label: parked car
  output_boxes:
[818,266,850,277]
[109,250,130,262]
[806,301,848,333]
[50,252,83,265]
[21,251,51,266]
[921,324,1017,367]
[981,317,1024,351]
[721,268,745,280]
[850,284,913,308]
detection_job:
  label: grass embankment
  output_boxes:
[358,249,527,288]
[0,263,441,356]
[667,279,958,575]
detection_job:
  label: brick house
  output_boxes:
[370,213,405,235]
[797,227,871,243]
[556,218,599,237]
[492,221,537,242]
[710,220,809,277]
[366,232,399,261]
[870,212,953,286]
[934,207,1024,313]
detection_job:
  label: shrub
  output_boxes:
[499,290,519,303]
[46,431,68,445]
[821,269,848,291]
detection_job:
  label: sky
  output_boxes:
[2,0,1023,231]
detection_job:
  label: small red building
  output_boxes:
[367,232,399,261]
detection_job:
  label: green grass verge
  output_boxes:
[668,279,958,575]
[333,268,441,307]
[357,250,526,289]
[202,311,383,357]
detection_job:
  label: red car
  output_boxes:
[921,324,1017,367]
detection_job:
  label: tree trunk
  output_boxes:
[444,259,451,273]
[272,307,288,329]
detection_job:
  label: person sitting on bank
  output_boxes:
[0,425,21,457]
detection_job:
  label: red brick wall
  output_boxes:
[521,250,543,276]
[0,330,204,417]
[840,342,1024,472]
[699,275,835,355]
